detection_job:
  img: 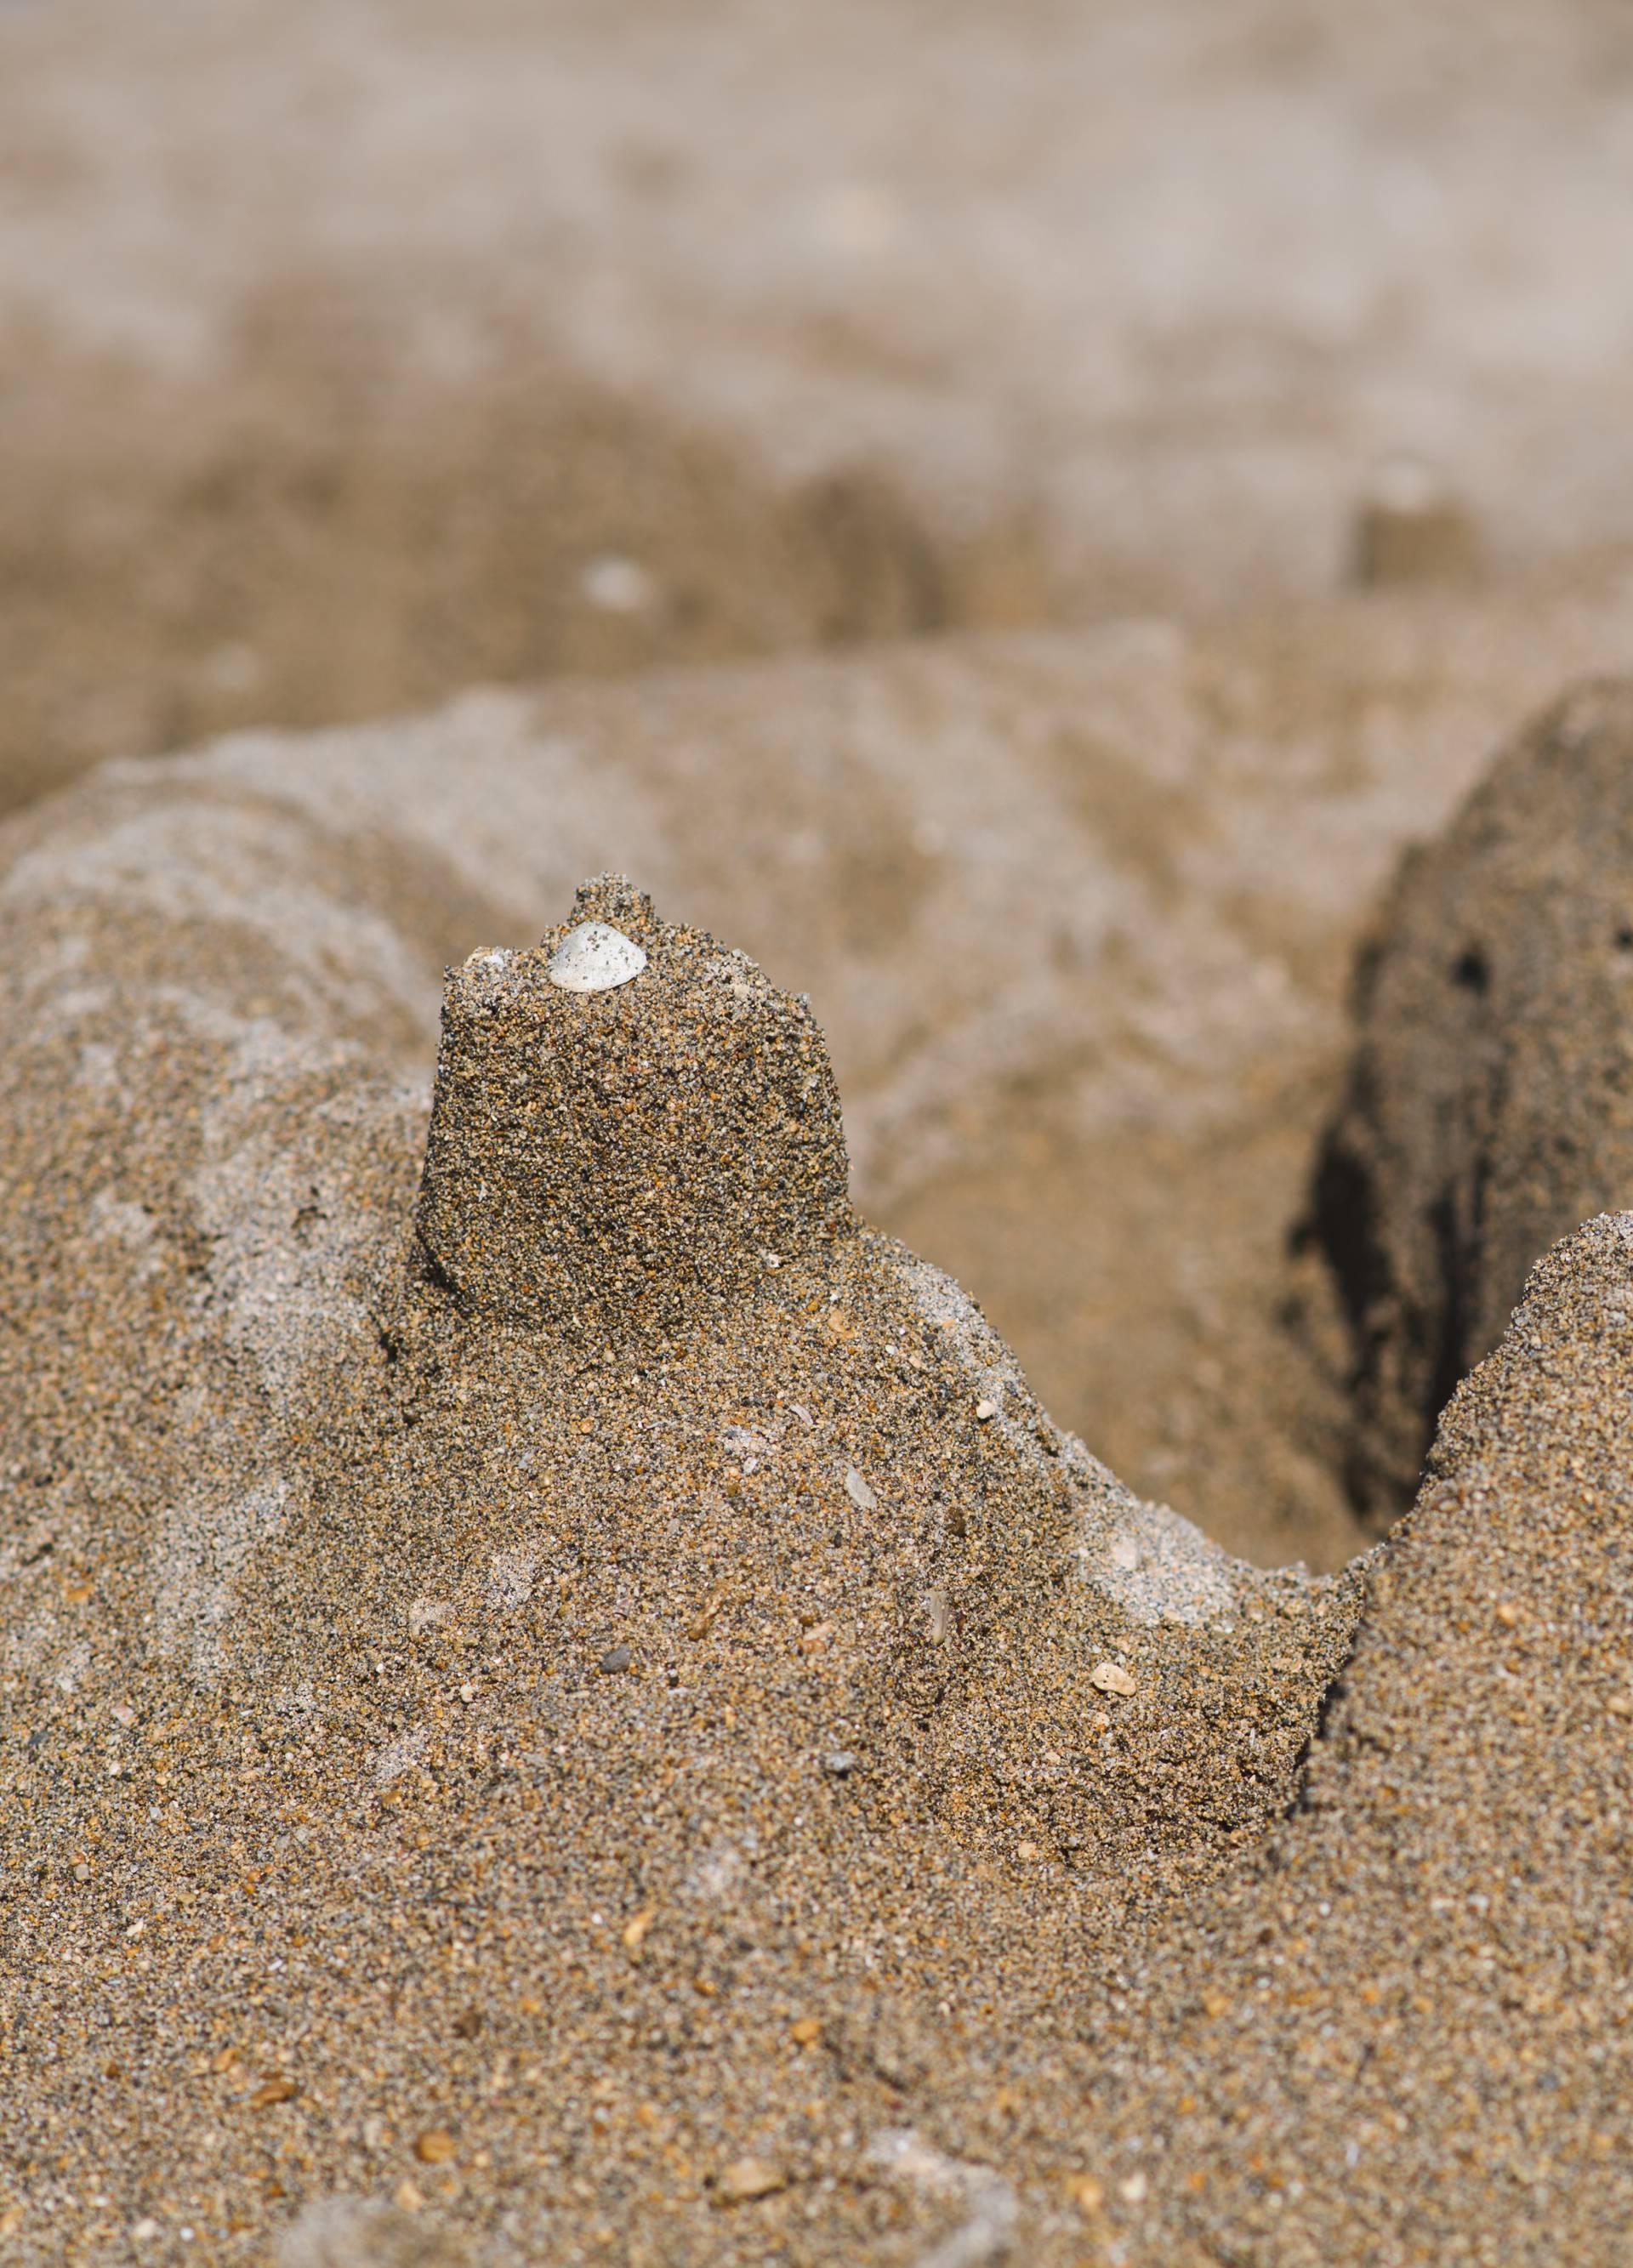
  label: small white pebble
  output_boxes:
[579,554,657,613]
[975,1399,998,1423]
[844,1468,878,1512]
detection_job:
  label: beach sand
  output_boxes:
[3,713,1633,2260]
[9,0,1633,821]
[1319,677,1633,1518]
[5,4,1633,2257]
[0,825,1356,2262]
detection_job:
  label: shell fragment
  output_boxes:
[546,921,648,993]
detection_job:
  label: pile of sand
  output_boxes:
[10,576,1633,1570]
[3,706,1633,2262]
[0,808,1355,2262]
[6,5,1633,2259]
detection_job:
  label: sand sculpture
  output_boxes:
[4,697,1633,2264]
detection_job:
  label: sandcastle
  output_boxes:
[417,877,853,1332]
[3,694,1633,2265]
[0,766,1354,2264]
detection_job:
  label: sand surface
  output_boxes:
[8,0,1633,817]
[6,4,1633,2259]
[3,754,1632,2263]
[9,571,1633,1571]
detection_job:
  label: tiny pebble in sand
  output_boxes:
[716,2157,787,2203]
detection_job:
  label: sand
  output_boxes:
[4,715,1633,2260]
[6,5,1633,2257]
[9,0,1633,822]
[1317,677,1633,1520]
[11,572,1633,1573]
[0,817,1357,2263]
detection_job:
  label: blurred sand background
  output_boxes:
[6,0,1633,1566]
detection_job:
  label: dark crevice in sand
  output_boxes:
[1279,1592,1370,1822]
[1304,676,1633,1532]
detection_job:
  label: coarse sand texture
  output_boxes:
[3,732,1632,2263]
[1315,676,1633,1521]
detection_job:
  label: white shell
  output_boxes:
[545,921,647,993]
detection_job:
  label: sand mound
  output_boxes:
[1314,676,1633,1519]
[5,746,1633,2261]
[1067,1209,1633,2265]
[14,576,1633,1570]
[0,823,1356,2260]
